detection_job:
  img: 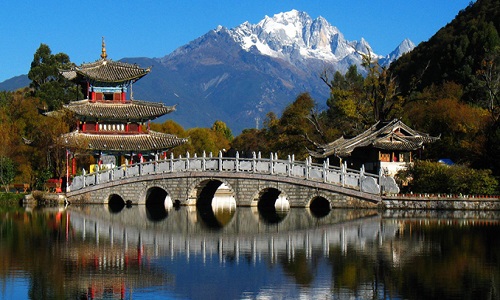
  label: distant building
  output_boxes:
[58,38,187,174]
[309,119,439,176]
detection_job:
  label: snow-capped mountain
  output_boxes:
[146,10,415,133]
[217,10,407,73]
[379,38,416,66]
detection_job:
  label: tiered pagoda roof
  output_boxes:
[61,39,150,85]
[61,59,150,84]
[60,130,188,152]
[63,99,177,121]
[310,119,440,158]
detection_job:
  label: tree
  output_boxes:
[211,120,233,141]
[322,65,366,135]
[476,46,500,121]
[150,119,186,136]
[28,44,81,110]
[273,93,319,158]
[322,53,405,136]
[174,127,230,156]
[362,52,405,123]
[0,156,16,192]
[403,82,489,166]
[231,128,270,156]
[396,160,498,195]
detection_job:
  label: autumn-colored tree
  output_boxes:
[212,120,233,141]
[273,93,319,159]
[150,120,231,157]
[174,127,230,157]
[231,128,270,157]
[150,119,186,136]
[404,82,489,166]
[0,88,71,189]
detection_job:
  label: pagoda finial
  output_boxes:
[101,37,107,59]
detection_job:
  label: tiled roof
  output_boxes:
[59,130,188,152]
[61,59,150,83]
[63,99,176,121]
[310,119,440,158]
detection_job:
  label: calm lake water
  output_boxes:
[1,203,499,300]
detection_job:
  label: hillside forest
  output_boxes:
[0,0,499,194]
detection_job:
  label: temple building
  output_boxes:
[309,119,439,176]
[58,39,187,173]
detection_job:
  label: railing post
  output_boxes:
[219,151,223,171]
[323,159,328,183]
[83,169,86,187]
[270,153,274,175]
[379,166,384,195]
[186,152,190,170]
[202,151,206,171]
[170,152,174,172]
[235,151,240,172]
[252,151,256,173]
[342,161,346,187]
[288,155,292,176]
[305,156,310,179]
[359,165,365,191]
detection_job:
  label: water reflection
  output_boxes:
[1,205,499,299]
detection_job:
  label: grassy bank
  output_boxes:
[0,193,25,207]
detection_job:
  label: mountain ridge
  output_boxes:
[1,10,414,133]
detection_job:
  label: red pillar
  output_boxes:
[72,157,76,176]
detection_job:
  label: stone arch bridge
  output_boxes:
[66,152,398,209]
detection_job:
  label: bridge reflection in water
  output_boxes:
[69,204,395,266]
[4,198,500,300]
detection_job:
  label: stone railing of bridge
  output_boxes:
[68,151,399,196]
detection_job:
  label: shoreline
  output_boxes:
[381,194,500,210]
[4,192,500,211]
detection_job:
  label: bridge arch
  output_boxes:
[108,193,126,213]
[185,178,237,229]
[251,185,290,209]
[144,186,173,222]
[308,195,332,218]
[249,186,291,224]
[186,178,236,208]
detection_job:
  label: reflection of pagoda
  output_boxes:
[59,38,187,172]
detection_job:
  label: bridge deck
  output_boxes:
[68,152,395,202]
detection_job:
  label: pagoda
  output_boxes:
[309,119,439,176]
[59,38,187,173]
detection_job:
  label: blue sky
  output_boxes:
[0,0,472,82]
